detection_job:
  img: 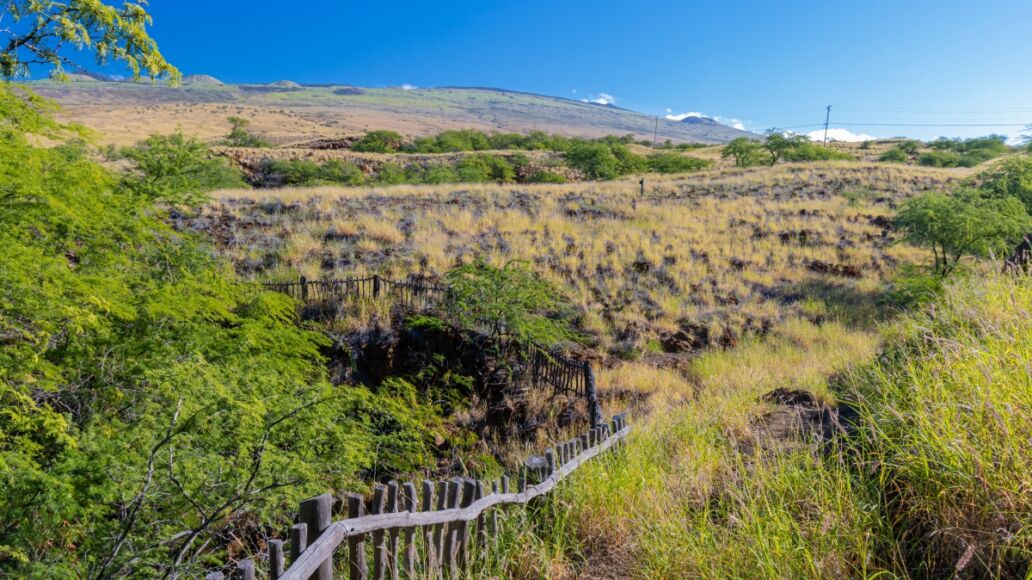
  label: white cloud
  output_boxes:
[401,84,417,90]
[716,116,746,130]
[805,127,877,142]
[581,92,616,105]
[665,111,748,131]
[665,111,705,121]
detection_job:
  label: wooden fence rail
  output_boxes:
[207,413,629,580]
[262,275,604,429]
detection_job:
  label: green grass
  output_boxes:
[489,268,1032,578]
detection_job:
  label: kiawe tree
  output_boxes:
[1,0,178,81]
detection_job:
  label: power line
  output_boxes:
[830,122,1029,127]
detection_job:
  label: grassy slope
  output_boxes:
[29,81,753,146]
[487,269,1031,578]
[199,162,960,355]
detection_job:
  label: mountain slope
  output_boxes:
[30,80,755,146]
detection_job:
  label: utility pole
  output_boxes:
[822,105,832,147]
[652,116,659,149]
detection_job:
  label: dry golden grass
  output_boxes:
[196,162,963,357]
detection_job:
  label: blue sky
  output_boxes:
[86,1,1032,140]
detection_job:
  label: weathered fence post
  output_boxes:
[371,486,387,580]
[421,481,438,577]
[583,361,603,429]
[386,481,400,580]
[300,494,334,580]
[291,522,309,565]
[444,479,461,575]
[475,480,487,557]
[402,482,417,578]
[347,494,368,580]
[269,539,285,580]
[300,276,309,302]
[373,275,381,299]
[457,479,476,569]
[236,559,255,580]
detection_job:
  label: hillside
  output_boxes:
[29,80,755,146]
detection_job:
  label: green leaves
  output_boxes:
[0,84,440,576]
[893,189,1031,276]
[443,260,575,345]
[1,0,179,83]
[120,132,247,204]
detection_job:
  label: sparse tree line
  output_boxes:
[878,134,1013,167]
[720,130,855,167]
[202,119,715,186]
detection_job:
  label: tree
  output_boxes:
[762,131,808,165]
[443,260,573,344]
[224,116,271,148]
[978,156,1032,213]
[565,142,622,180]
[121,132,247,204]
[1,1,178,82]
[721,137,765,167]
[893,190,1031,276]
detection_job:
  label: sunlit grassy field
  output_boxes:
[479,269,1031,578]
[196,162,961,357]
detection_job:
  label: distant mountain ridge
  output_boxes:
[31,77,757,146]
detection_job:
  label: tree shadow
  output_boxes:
[786,277,902,330]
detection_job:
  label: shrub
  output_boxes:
[121,132,247,203]
[0,85,440,576]
[224,116,272,148]
[352,130,405,153]
[526,170,567,183]
[893,189,1031,276]
[918,150,962,167]
[721,137,767,167]
[781,142,854,162]
[565,142,623,180]
[455,154,516,183]
[443,260,575,344]
[879,147,909,163]
[262,158,365,186]
[372,162,409,184]
[978,155,1032,212]
[645,152,711,173]
[762,131,810,165]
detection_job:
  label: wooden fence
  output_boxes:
[206,413,629,580]
[263,275,445,312]
[262,276,604,429]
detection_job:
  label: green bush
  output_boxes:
[645,152,711,173]
[565,142,644,180]
[0,85,444,576]
[893,189,1031,276]
[721,137,767,167]
[262,158,365,186]
[372,162,409,184]
[565,142,622,180]
[121,132,247,203]
[781,141,854,162]
[879,147,909,163]
[526,170,567,183]
[918,150,962,167]
[454,154,516,183]
[352,130,405,153]
[978,155,1032,212]
[224,116,272,148]
[443,260,575,344]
